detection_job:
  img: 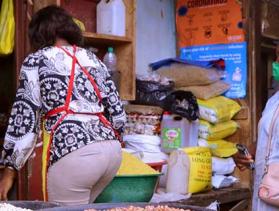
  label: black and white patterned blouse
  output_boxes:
[0,46,127,170]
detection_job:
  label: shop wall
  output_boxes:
[136,0,176,75]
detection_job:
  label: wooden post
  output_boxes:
[247,0,262,146]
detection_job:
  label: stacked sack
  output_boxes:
[155,61,222,194]
[156,60,241,189]
[155,60,230,100]
[197,96,241,189]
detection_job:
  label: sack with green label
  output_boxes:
[0,0,15,56]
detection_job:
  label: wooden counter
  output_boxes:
[169,187,251,211]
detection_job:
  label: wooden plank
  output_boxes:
[229,199,249,211]
[116,0,136,100]
[233,99,249,120]
[33,0,59,12]
[26,142,43,200]
[172,187,251,207]
[83,32,132,46]
[261,1,279,40]
[14,0,32,200]
[61,0,98,32]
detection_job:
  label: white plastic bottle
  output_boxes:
[97,0,126,36]
[103,47,117,72]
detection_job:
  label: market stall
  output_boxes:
[0,0,276,210]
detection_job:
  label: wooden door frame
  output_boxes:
[245,0,262,146]
[14,0,32,200]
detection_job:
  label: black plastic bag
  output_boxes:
[161,90,199,121]
[132,79,174,106]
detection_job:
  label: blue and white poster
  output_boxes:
[180,42,247,99]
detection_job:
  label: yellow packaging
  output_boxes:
[199,119,239,140]
[182,147,212,193]
[73,18,85,31]
[198,96,241,124]
[0,0,15,56]
[117,151,159,175]
[42,123,51,201]
[199,139,238,158]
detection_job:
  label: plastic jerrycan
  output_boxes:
[160,112,199,153]
[97,0,126,36]
[166,150,189,194]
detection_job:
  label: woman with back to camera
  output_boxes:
[0,5,126,205]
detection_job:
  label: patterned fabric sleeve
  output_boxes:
[100,62,126,135]
[0,52,42,170]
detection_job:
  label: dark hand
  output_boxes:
[0,167,16,200]
[233,152,254,171]
[233,143,256,171]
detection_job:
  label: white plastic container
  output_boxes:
[160,112,199,153]
[97,0,126,36]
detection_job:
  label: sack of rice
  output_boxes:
[198,96,241,124]
[157,63,221,87]
[199,119,239,140]
[177,80,230,100]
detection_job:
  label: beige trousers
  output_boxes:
[47,140,122,206]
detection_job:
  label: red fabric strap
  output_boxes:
[57,46,102,100]
[61,45,77,108]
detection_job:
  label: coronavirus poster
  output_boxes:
[176,0,244,47]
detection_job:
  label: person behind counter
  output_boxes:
[0,5,126,205]
[233,44,279,211]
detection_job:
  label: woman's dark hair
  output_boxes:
[28,5,83,51]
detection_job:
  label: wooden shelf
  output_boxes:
[83,32,132,46]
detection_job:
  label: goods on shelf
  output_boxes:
[124,104,162,136]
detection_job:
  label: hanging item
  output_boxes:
[0,0,15,56]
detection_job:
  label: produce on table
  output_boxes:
[0,203,32,211]
[85,205,191,211]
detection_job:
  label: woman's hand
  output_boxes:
[233,143,256,171]
[0,167,16,200]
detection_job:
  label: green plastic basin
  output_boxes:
[95,174,160,203]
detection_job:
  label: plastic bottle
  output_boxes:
[103,47,117,72]
[103,47,120,90]
[160,112,199,153]
[97,0,126,36]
